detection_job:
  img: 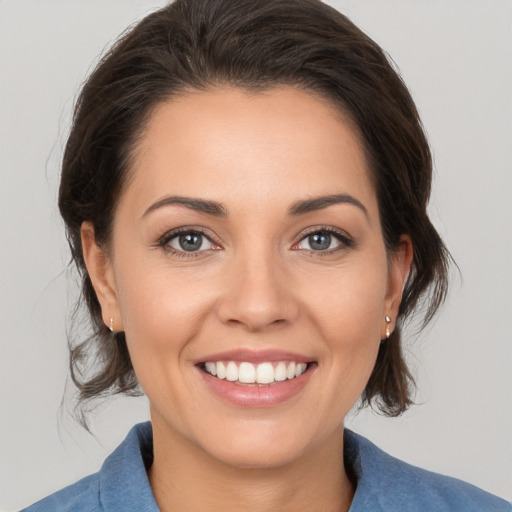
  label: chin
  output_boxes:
[194,418,329,470]
[210,438,307,470]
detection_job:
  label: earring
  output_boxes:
[109,317,114,332]
[385,316,391,339]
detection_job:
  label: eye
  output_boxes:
[296,229,350,252]
[162,230,215,253]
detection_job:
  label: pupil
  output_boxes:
[309,232,331,250]
[179,233,202,251]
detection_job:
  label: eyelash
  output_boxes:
[157,227,219,259]
[295,226,355,254]
[156,225,354,258]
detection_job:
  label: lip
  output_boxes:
[195,349,317,408]
[193,348,314,365]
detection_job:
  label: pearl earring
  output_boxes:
[385,316,391,339]
[109,317,114,332]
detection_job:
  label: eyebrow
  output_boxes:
[288,193,369,219]
[143,196,228,218]
[142,193,368,219]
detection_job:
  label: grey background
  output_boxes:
[1,0,511,510]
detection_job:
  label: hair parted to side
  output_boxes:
[59,0,451,419]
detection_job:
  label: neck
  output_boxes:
[148,417,354,512]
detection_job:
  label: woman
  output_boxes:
[18,0,510,510]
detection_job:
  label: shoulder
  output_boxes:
[19,474,100,512]
[345,430,511,512]
[19,422,158,512]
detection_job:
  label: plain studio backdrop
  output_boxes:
[0,1,510,510]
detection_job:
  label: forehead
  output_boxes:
[123,86,377,219]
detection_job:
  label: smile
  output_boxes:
[203,361,308,385]
[196,350,316,407]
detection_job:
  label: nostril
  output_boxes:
[216,271,300,331]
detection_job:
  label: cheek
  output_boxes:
[305,258,388,341]
[304,257,388,397]
[114,256,216,374]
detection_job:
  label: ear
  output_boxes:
[383,235,413,336]
[81,222,124,332]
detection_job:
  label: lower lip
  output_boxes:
[197,365,315,408]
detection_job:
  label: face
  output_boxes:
[83,87,410,468]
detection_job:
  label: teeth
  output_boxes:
[256,362,274,384]
[238,362,256,383]
[204,362,217,376]
[204,361,308,384]
[275,362,287,382]
[286,362,296,380]
[226,361,238,382]
[216,361,227,380]
[295,363,307,377]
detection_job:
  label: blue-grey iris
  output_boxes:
[179,233,203,251]
[309,232,331,250]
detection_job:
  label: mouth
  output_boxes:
[199,360,313,385]
[195,351,317,407]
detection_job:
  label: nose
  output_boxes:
[217,250,299,332]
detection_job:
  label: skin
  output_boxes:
[82,87,412,512]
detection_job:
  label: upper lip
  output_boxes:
[194,349,315,365]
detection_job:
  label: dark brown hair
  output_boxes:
[60,0,451,417]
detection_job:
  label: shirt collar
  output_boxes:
[97,422,464,512]
[97,423,374,511]
[99,422,159,511]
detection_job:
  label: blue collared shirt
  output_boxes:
[21,422,511,511]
